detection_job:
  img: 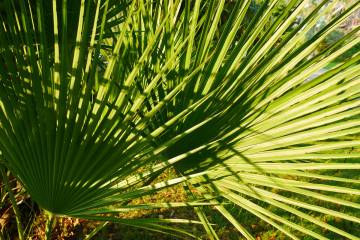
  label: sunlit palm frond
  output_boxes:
[0,0,359,239]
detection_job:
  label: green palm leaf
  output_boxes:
[0,0,359,238]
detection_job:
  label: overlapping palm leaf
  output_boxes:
[0,0,359,238]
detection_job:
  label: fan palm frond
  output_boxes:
[0,0,359,238]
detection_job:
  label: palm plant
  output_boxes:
[0,0,359,239]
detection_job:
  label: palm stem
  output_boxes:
[45,211,55,240]
[84,221,109,240]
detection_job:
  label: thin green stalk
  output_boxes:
[45,211,55,240]
[84,221,109,240]
[0,166,24,240]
